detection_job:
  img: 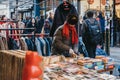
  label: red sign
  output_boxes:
[101,0,106,5]
[116,0,120,4]
[87,0,94,4]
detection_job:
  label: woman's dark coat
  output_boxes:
[49,2,79,37]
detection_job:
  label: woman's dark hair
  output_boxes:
[30,17,37,23]
[87,10,94,18]
[1,15,6,20]
[66,14,78,25]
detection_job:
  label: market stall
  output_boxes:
[0,50,117,80]
[43,55,116,80]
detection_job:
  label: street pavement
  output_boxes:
[110,47,120,65]
[109,47,120,78]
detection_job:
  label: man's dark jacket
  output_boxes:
[49,2,79,37]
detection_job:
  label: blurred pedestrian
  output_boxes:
[49,0,79,37]
[23,17,37,34]
[96,44,107,56]
[81,10,102,58]
[36,16,44,33]
[23,16,30,27]
[97,11,105,49]
[48,12,54,27]
[43,19,51,34]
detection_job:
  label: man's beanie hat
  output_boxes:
[66,14,78,25]
[86,10,94,18]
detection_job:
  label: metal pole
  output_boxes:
[34,0,36,17]
[77,0,80,15]
[44,0,47,19]
[15,0,18,20]
[77,0,80,37]
[112,0,116,46]
[52,0,54,11]
[110,0,115,47]
[105,0,111,55]
[8,0,11,18]
[34,0,40,17]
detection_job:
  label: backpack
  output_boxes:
[85,19,103,45]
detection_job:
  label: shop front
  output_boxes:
[78,0,120,47]
[113,0,120,46]
[78,0,113,17]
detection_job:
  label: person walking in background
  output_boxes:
[43,19,51,34]
[18,19,25,34]
[48,12,54,27]
[36,15,45,33]
[96,44,107,56]
[81,10,102,58]
[0,15,11,38]
[97,11,105,49]
[52,14,78,57]
[35,16,40,24]
[79,15,83,26]
[23,17,38,34]
[49,0,78,37]
[23,16,30,27]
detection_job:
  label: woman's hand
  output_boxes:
[71,53,77,58]
[69,49,77,58]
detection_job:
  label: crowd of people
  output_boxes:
[50,1,106,58]
[0,0,115,58]
[0,11,54,35]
